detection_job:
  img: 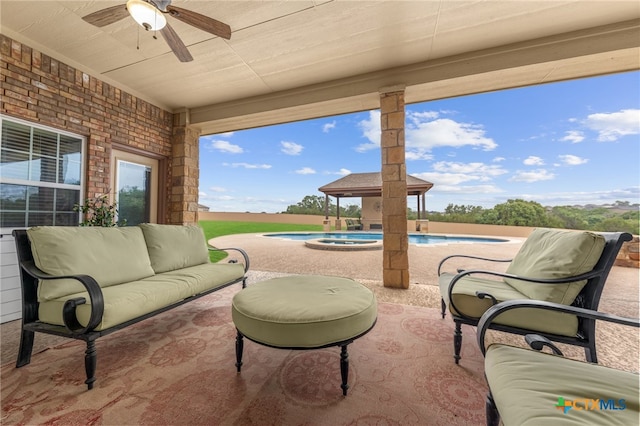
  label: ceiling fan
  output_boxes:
[82,0,231,62]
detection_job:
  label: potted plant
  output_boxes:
[73,193,127,227]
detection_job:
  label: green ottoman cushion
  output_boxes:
[232,275,377,348]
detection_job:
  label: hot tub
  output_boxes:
[304,238,383,251]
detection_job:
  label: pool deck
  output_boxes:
[211,232,639,320]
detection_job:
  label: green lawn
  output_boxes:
[199,220,324,262]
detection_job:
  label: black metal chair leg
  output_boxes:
[340,345,349,396]
[84,340,97,390]
[16,329,34,368]
[454,321,462,364]
[440,298,446,319]
[585,344,597,364]
[486,392,500,426]
[235,331,244,372]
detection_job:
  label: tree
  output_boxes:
[489,199,556,227]
[283,195,361,216]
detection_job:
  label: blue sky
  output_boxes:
[199,71,639,213]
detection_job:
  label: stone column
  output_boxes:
[170,109,201,225]
[380,86,409,289]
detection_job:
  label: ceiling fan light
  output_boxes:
[127,0,166,31]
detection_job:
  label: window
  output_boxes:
[0,118,84,227]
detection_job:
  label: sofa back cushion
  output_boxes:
[505,228,606,304]
[138,224,209,273]
[27,226,155,301]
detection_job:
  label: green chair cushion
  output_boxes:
[505,228,606,304]
[232,275,377,348]
[439,273,579,336]
[138,224,210,273]
[485,344,639,425]
[27,226,155,301]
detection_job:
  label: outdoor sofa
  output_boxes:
[12,223,249,390]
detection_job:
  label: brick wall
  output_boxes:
[1,35,173,219]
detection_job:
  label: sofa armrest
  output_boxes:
[20,260,104,334]
[437,254,512,276]
[477,299,640,357]
[209,247,250,273]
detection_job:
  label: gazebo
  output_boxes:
[318,172,433,230]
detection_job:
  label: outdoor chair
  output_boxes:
[346,218,363,231]
[477,299,639,426]
[438,228,632,364]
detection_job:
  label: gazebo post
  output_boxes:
[323,194,331,231]
[335,197,342,230]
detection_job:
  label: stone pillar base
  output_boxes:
[323,220,331,232]
[334,219,342,231]
[416,220,429,233]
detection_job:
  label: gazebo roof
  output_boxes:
[318,172,433,197]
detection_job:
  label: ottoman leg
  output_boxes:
[340,344,349,396]
[235,330,244,372]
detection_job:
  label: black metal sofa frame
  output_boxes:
[12,229,250,390]
[438,231,632,364]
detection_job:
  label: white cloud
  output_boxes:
[323,168,352,175]
[432,161,508,178]
[223,162,271,169]
[406,118,497,151]
[558,154,588,166]
[295,167,316,175]
[355,109,497,154]
[406,150,433,161]
[211,140,243,154]
[323,121,336,133]
[209,186,226,192]
[523,156,545,166]
[493,157,506,162]
[355,111,381,152]
[509,169,555,182]
[584,109,640,141]
[560,130,585,143]
[281,141,303,155]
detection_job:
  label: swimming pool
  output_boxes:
[264,232,508,245]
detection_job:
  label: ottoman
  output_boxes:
[231,275,378,395]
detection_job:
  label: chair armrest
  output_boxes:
[437,254,512,276]
[446,267,604,322]
[20,260,104,334]
[208,247,250,273]
[477,299,640,357]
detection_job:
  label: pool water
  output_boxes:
[265,232,508,245]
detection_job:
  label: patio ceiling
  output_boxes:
[2,1,639,135]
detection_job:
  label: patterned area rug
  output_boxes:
[1,285,487,425]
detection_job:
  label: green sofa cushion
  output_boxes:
[485,344,639,425]
[232,275,377,348]
[139,224,210,274]
[27,226,155,301]
[505,228,606,304]
[38,262,245,331]
[439,273,579,336]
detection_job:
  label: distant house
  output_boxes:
[198,204,210,212]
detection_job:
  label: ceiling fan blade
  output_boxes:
[82,4,130,27]
[160,22,193,62]
[166,5,231,40]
